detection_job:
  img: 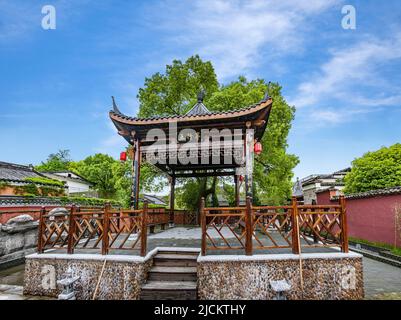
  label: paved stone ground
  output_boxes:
[363,256,401,299]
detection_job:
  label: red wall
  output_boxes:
[317,190,401,247]
[0,205,60,224]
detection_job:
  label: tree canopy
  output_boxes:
[35,149,72,172]
[344,143,401,194]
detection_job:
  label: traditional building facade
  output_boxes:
[0,161,66,196]
[41,171,95,196]
[293,168,350,204]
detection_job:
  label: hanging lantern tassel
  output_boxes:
[120,151,127,162]
[254,142,263,155]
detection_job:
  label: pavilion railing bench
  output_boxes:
[200,196,348,256]
[37,201,169,257]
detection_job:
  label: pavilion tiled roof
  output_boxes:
[109,94,272,124]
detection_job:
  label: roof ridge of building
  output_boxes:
[0,161,34,171]
[333,186,401,200]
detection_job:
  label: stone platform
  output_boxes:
[23,247,364,300]
[197,252,364,300]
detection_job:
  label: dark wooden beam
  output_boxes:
[175,171,235,178]
[132,139,141,209]
[169,175,175,224]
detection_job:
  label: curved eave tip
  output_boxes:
[111,96,123,115]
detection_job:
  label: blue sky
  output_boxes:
[1,0,400,180]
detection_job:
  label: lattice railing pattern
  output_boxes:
[72,211,105,250]
[298,205,343,248]
[40,211,69,250]
[147,208,169,226]
[252,206,293,250]
[37,203,160,256]
[107,210,143,251]
[201,196,348,255]
[203,207,246,251]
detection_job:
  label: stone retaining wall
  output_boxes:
[197,252,364,300]
[23,253,154,300]
[0,215,38,268]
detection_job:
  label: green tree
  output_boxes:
[344,143,401,194]
[35,149,72,172]
[112,158,166,207]
[73,154,117,198]
[208,78,299,205]
[138,55,219,117]
[137,56,299,208]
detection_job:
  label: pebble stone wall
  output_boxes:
[197,252,364,300]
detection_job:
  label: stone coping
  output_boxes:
[197,252,362,263]
[25,249,359,264]
[25,247,201,263]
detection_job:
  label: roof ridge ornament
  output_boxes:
[197,89,205,103]
[111,96,122,114]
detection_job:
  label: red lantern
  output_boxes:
[239,175,244,182]
[120,151,127,161]
[254,142,263,155]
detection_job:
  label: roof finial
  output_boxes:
[111,96,122,114]
[263,82,271,100]
[197,89,205,103]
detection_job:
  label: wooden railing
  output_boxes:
[37,202,170,257]
[171,209,198,225]
[201,196,348,256]
[0,205,104,224]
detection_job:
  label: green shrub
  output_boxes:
[25,177,65,187]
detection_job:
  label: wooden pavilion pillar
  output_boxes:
[131,138,141,209]
[169,174,176,225]
[234,174,240,206]
[244,126,254,200]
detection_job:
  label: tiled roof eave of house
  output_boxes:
[333,186,401,200]
[42,171,93,186]
[0,178,68,188]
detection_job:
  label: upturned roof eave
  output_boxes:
[109,97,272,126]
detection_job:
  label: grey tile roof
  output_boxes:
[0,161,44,181]
[143,194,166,206]
[334,186,401,200]
[185,102,211,116]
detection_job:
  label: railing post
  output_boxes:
[102,203,110,255]
[339,195,349,253]
[200,198,206,256]
[140,201,148,257]
[245,196,253,256]
[37,207,45,253]
[67,205,76,254]
[291,197,300,254]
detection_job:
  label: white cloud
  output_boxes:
[151,0,340,79]
[291,34,401,109]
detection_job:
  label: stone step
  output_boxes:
[379,250,401,263]
[157,250,199,256]
[351,247,401,268]
[153,254,198,267]
[140,281,197,300]
[140,289,197,300]
[148,266,197,281]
